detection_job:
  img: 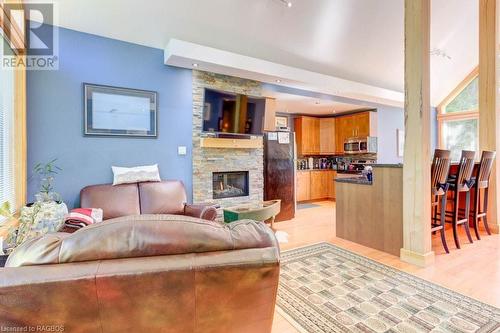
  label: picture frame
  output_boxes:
[84,83,157,137]
[275,116,288,128]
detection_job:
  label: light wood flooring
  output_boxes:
[271,200,500,333]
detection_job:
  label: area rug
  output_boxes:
[297,203,321,210]
[277,242,500,333]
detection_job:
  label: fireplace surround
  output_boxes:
[212,171,249,199]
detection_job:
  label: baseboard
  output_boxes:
[400,248,435,267]
[489,223,500,234]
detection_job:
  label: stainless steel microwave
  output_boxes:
[344,137,377,154]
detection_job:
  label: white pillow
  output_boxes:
[112,164,161,185]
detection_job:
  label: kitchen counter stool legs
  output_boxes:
[471,151,496,240]
[447,150,476,249]
[431,149,452,254]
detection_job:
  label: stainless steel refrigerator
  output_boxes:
[263,131,296,222]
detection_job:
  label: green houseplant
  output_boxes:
[33,158,62,203]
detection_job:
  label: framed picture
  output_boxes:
[397,129,405,157]
[275,116,288,128]
[84,83,157,137]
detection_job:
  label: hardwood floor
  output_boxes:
[271,200,500,333]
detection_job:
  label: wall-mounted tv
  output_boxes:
[202,88,265,136]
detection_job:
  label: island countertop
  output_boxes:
[335,165,403,256]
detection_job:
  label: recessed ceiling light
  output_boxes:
[192,63,199,67]
[275,79,282,83]
[278,0,292,8]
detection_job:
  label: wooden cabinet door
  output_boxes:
[335,116,351,153]
[327,171,336,199]
[308,117,320,155]
[296,171,311,202]
[295,116,320,156]
[354,112,370,137]
[320,118,336,154]
[310,171,329,200]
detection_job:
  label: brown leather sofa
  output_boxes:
[1,214,280,332]
[80,180,217,221]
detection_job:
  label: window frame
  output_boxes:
[437,67,479,151]
[0,0,27,213]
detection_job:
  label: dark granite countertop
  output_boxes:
[372,164,403,168]
[335,177,373,185]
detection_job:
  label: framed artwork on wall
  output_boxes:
[275,116,288,128]
[84,83,157,137]
[397,129,405,157]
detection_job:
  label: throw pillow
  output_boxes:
[112,164,161,185]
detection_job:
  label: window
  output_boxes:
[0,31,16,211]
[438,69,479,161]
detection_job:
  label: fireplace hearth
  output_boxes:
[213,171,249,199]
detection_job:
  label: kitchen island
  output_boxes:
[335,164,403,256]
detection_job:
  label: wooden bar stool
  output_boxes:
[431,149,452,253]
[446,150,476,249]
[471,151,496,240]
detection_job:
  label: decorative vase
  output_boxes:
[13,201,68,248]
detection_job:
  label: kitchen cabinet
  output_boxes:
[296,171,311,202]
[319,118,336,155]
[295,116,336,156]
[295,116,320,156]
[335,111,377,154]
[296,170,336,202]
[327,171,336,198]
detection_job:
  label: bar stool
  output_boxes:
[446,150,476,249]
[431,149,452,253]
[471,151,496,240]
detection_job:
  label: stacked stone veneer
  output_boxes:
[192,71,264,218]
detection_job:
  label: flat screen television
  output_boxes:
[202,88,265,136]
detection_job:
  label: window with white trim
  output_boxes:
[438,70,479,161]
[0,30,16,212]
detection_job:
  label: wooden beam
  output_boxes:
[401,0,434,267]
[479,0,500,233]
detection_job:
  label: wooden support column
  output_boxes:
[400,0,434,267]
[479,0,500,233]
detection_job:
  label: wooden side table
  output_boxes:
[223,200,281,228]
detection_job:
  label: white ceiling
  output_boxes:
[46,0,478,106]
[271,91,368,116]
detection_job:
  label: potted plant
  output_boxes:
[12,159,68,248]
[0,201,18,254]
[33,158,62,203]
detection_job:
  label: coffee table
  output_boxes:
[223,200,281,228]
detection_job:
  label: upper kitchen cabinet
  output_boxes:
[335,111,377,153]
[319,118,336,155]
[295,116,320,156]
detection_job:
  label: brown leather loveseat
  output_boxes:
[80,180,217,221]
[1,214,280,332]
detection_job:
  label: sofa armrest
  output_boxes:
[184,203,218,221]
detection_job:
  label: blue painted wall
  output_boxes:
[27,27,193,207]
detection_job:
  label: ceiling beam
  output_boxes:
[164,39,404,108]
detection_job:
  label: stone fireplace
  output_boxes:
[212,171,249,199]
[192,71,264,219]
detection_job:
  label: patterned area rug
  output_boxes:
[277,243,500,333]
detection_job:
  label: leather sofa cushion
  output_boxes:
[80,183,140,220]
[138,181,187,215]
[6,215,278,267]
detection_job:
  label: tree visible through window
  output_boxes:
[438,69,479,161]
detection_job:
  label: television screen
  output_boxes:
[202,88,265,135]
